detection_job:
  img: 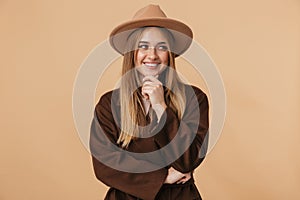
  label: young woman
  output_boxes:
[90,4,209,200]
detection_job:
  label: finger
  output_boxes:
[141,88,151,98]
[177,177,188,184]
[141,90,153,100]
[141,92,149,99]
[142,81,158,87]
[142,85,161,94]
[143,76,161,84]
[142,85,162,94]
[141,87,155,94]
[176,177,187,184]
[181,174,191,183]
[176,178,185,184]
[142,80,162,88]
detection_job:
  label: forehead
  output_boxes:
[139,27,169,43]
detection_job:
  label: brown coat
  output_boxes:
[90,85,209,200]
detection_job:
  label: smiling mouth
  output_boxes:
[143,62,160,68]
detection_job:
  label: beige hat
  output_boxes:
[109,4,193,57]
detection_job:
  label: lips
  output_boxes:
[143,62,160,67]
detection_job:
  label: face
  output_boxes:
[135,27,169,77]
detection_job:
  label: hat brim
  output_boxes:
[109,17,193,57]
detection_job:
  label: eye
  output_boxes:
[157,45,168,51]
[138,44,149,50]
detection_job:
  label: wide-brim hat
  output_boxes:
[109,4,193,57]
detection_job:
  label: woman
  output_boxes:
[90,4,209,200]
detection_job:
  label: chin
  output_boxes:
[144,70,160,76]
[137,68,158,76]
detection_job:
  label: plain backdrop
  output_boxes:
[1,0,299,199]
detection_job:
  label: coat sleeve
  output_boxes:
[153,86,209,173]
[90,92,168,200]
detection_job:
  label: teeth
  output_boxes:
[144,63,159,67]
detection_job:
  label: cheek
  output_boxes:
[160,53,169,65]
[135,52,145,65]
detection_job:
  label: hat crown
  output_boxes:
[132,4,167,20]
[109,4,193,57]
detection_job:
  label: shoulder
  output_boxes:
[184,84,207,102]
[96,88,120,109]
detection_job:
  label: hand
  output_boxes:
[141,76,166,106]
[164,167,184,184]
[142,76,167,120]
[176,172,191,184]
[164,167,192,184]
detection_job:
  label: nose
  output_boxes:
[147,47,158,59]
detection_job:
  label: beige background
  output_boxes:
[1,0,299,199]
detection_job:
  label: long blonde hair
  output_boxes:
[117,27,186,148]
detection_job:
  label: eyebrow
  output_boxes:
[138,41,167,45]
